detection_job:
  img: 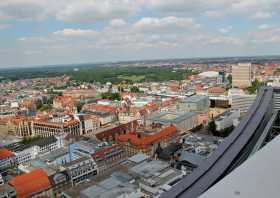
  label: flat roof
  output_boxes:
[128,153,148,164]
[130,160,169,178]
[200,135,280,198]
[148,111,197,124]
[80,173,137,198]
[183,95,209,103]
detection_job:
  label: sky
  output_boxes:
[0,0,280,67]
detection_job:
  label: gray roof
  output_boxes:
[40,147,68,162]
[179,151,205,166]
[128,153,148,164]
[148,111,197,124]
[80,173,137,198]
[64,156,91,168]
[182,95,209,103]
[130,160,169,178]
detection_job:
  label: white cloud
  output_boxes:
[0,0,57,20]
[53,28,98,37]
[207,36,243,46]
[133,16,201,32]
[250,12,273,19]
[0,0,143,23]
[1,1,280,67]
[0,24,12,30]
[16,16,244,59]
[149,0,280,20]
[250,25,280,43]
[55,0,142,23]
[219,26,233,34]
[205,10,225,18]
[110,19,127,27]
[0,0,279,24]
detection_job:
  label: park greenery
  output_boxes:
[130,86,141,93]
[101,92,121,101]
[0,65,196,84]
[71,67,196,84]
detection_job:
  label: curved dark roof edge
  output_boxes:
[160,86,274,198]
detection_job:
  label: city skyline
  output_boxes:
[0,0,280,67]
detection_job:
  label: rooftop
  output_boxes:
[148,111,197,124]
[127,153,149,164]
[80,172,138,198]
[183,95,209,103]
[116,125,178,149]
[179,151,206,167]
[208,87,226,94]
[130,159,170,178]
[0,148,14,160]
[9,169,51,198]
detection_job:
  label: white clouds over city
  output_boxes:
[0,0,280,67]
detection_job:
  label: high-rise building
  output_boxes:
[232,63,252,88]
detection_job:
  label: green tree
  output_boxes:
[130,86,140,93]
[208,120,219,136]
[227,74,232,85]
[101,92,121,101]
[247,79,264,94]
[76,102,85,113]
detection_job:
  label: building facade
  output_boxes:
[230,94,256,115]
[178,95,210,113]
[215,110,240,131]
[32,119,81,137]
[0,149,15,171]
[64,157,97,186]
[116,125,179,157]
[232,63,252,88]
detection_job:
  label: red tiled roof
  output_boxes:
[208,87,226,94]
[0,148,14,160]
[144,102,158,112]
[116,125,178,149]
[53,96,75,108]
[9,169,51,198]
[83,104,116,113]
[196,84,204,92]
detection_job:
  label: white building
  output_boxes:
[64,156,97,186]
[228,89,256,115]
[230,94,256,115]
[11,136,64,165]
[215,110,240,131]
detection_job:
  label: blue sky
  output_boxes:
[0,0,280,67]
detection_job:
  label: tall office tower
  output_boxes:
[232,63,252,88]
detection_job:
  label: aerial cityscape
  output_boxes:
[1,1,280,198]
